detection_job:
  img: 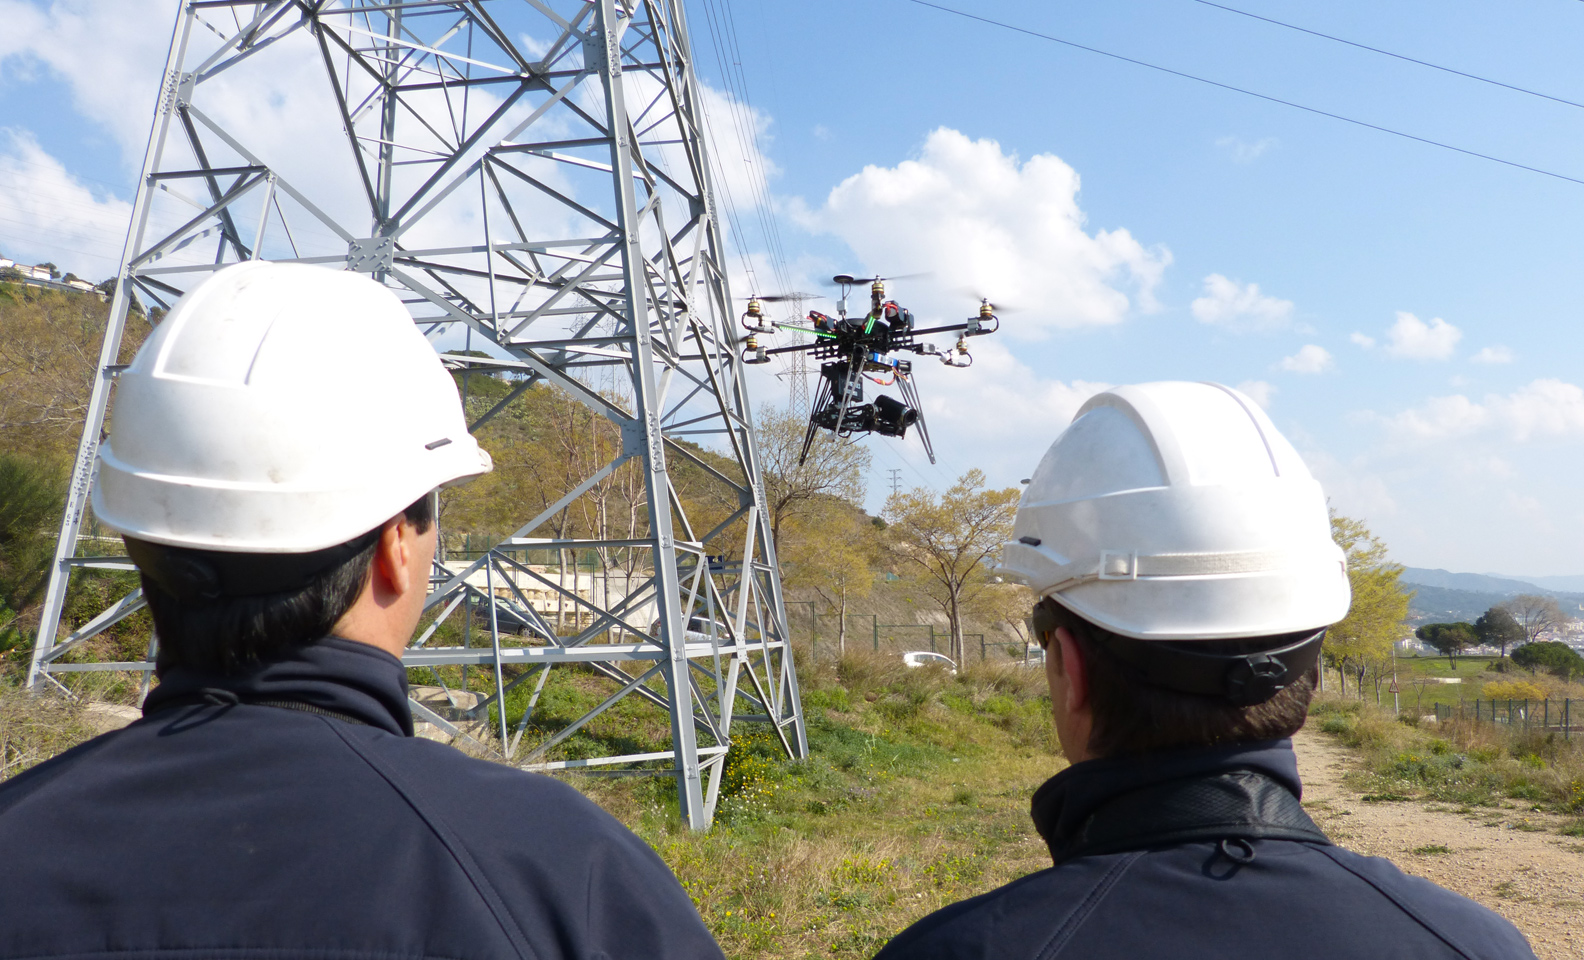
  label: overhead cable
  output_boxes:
[1190,0,1584,112]
[903,0,1584,188]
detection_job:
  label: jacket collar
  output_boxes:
[143,636,414,737]
[1031,739,1321,863]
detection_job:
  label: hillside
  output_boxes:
[1399,567,1584,623]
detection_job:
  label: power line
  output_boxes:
[1190,0,1584,112]
[902,0,1584,189]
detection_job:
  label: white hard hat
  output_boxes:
[93,261,492,554]
[997,381,1349,641]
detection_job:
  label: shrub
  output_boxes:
[1511,641,1584,680]
[1481,679,1547,702]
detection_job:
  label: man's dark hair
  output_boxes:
[141,494,433,675]
[1039,601,1317,758]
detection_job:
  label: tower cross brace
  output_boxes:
[27,0,806,831]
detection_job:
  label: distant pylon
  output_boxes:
[27,0,805,830]
[784,295,811,418]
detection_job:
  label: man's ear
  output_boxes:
[370,517,412,599]
[1053,626,1090,712]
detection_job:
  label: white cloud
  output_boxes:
[0,0,173,158]
[1350,332,1375,349]
[1278,344,1332,374]
[0,129,131,277]
[801,128,1170,334]
[1189,274,1293,331]
[1383,379,1584,442]
[1471,345,1514,364]
[907,339,1111,479]
[1215,135,1276,163]
[1236,380,1276,409]
[1383,311,1461,360]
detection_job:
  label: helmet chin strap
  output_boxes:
[1092,629,1327,707]
[1033,597,1325,706]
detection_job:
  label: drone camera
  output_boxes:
[873,395,919,438]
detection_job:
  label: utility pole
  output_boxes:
[27,0,804,831]
[888,468,903,497]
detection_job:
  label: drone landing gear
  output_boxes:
[798,353,936,466]
[894,374,935,463]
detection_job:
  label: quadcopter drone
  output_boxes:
[738,274,1002,465]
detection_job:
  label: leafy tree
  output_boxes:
[754,404,870,545]
[1326,514,1412,698]
[970,580,1038,661]
[40,262,58,280]
[1510,640,1584,680]
[780,504,876,655]
[1415,621,1475,669]
[883,469,1019,665]
[1473,605,1526,659]
[1502,594,1562,649]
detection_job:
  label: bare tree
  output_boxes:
[1503,594,1562,651]
[755,404,870,544]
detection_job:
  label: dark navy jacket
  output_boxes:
[876,740,1535,960]
[0,637,724,960]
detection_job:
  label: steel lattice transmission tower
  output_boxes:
[27,0,806,829]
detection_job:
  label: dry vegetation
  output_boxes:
[1309,696,1584,834]
[0,677,95,780]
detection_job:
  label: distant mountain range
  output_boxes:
[1398,567,1584,622]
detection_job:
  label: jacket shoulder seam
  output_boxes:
[1033,851,1144,960]
[321,721,540,960]
[1310,844,1488,959]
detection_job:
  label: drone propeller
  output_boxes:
[739,292,823,302]
[829,271,931,286]
[951,288,1022,313]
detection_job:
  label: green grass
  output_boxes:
[564,652,1061,958]
[1309,696,1584,824]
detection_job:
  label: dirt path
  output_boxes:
[1293,725,1584,958]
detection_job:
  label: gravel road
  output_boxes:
[1294,725,1584,959]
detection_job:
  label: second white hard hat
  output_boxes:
[996,381,1350,641]
[92,261,492,553]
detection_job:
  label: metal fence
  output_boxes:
[784,602,1030,665]
[1433,699,1577,739]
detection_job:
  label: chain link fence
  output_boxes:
[1433,699,1577,739]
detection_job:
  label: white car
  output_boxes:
[902,651,958,674]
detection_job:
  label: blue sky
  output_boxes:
[3,0,1584,576]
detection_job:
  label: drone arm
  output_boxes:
[763,340,826,357]
[908,322,972,337]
